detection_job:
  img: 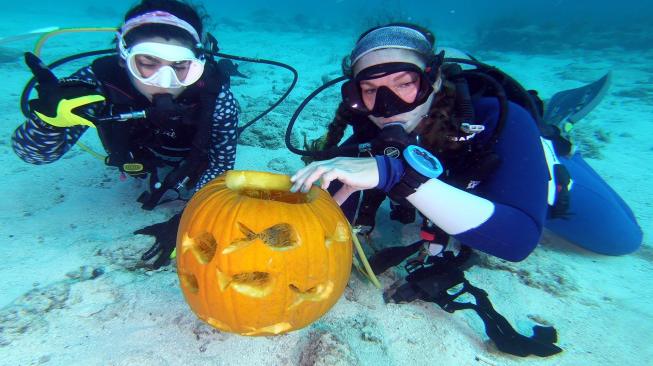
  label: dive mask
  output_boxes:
[118,40,205,89]
[117,11,206,89]
[341,62,435,118]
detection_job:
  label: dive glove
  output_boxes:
[136,213,182,269]
[25,52,105,128]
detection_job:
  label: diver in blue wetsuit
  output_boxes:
[288,22,642,357]
[290,23,642,263]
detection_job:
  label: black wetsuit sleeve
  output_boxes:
[11,66,102,164]
[195,84,239,189]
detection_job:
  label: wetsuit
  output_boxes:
[11,63,239,191]
[342,98,642,260]
[547,153,642,255]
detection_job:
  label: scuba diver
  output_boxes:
[13,0,243,269]
[287,23,643,357]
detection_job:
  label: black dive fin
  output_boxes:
[388,265,563,357]
[543,72,611,130]
[369,240,423,275]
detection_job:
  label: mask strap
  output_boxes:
[119,11,201,44]
[424,50,444,83]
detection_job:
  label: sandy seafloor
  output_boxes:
[1,7,652,366]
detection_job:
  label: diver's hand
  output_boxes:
[135,213,182,269]
[30,78,105,128]
[25,52,104,128]
[290,157,379,205]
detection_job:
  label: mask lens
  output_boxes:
[341,80,368,114]
[342,63,434,117]
[123,42,205,88]
[370,86,414,117]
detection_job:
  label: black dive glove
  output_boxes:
[25,52,105,128]
[136,213,182,269]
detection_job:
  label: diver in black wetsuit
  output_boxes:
[12,0,239,269]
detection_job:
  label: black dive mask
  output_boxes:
[341,62,436,118]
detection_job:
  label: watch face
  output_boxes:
[404,145,443,178]
[415,148,439,170]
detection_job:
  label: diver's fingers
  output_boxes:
[290,162,312,181]
[290,162,327,192]
[290,163,317,192]
[333,185,356,206]
[141,242,162,261]
[291,157,364,192]
[152,253,171,269]
[290,160,324,182]
[290,158,339,190]
[298,164,333,193]
[319,167,344,191]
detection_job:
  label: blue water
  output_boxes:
[1,1,651,365]
[4,0,651,45]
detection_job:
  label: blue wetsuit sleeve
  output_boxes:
[454,99,549,261]
[11,66,100,164]
[195,84,239,189]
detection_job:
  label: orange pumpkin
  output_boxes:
[176,170,353,335]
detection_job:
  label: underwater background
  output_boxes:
[1,0,652,365]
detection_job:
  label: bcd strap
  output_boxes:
[389,201,416,224]
[541,124,572,157]
[368,220,451,275]
[387,258,562,357]
[549,164,572,219]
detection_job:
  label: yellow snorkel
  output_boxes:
[32,27,116,57]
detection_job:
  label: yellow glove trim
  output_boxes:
[35,94,105,128]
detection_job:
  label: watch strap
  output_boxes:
[388,164,429,201]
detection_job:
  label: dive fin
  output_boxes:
[544,72,612,131]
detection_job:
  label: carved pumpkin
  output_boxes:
[176,170,353,335]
